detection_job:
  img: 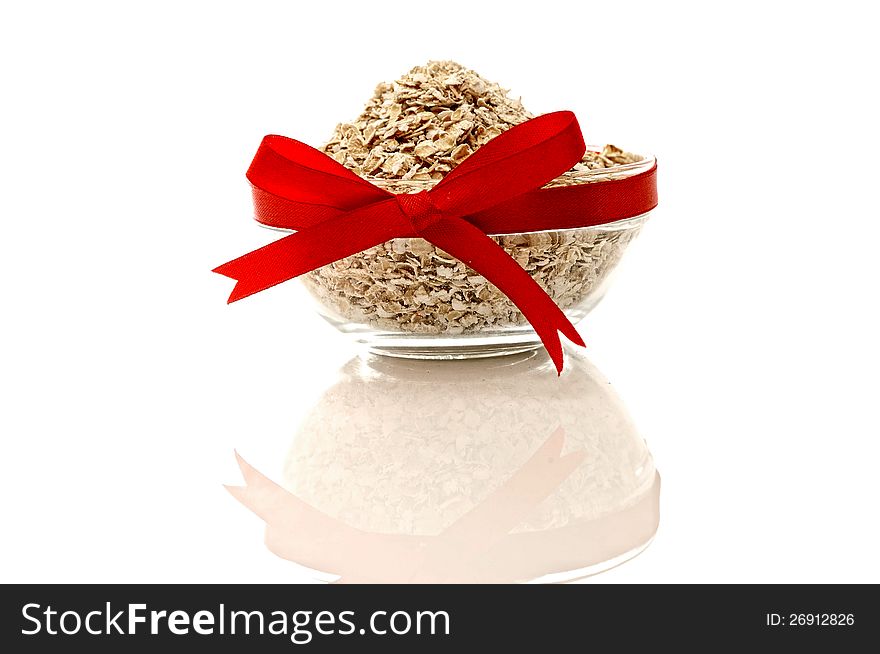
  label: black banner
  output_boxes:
[1,584,875,651]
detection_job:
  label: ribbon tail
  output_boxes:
[422,218,585,374]
[213,199,412,303]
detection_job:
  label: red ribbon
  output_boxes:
[214,111,658,373]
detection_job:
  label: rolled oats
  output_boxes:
[307,61,645,335]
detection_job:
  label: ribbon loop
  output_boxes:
[433,111,586,216]
[214,111,659,374]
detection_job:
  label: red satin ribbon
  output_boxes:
[214,111,658,373]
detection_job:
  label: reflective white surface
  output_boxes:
[229,348,660,582]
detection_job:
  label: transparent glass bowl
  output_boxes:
[276,152,655,359]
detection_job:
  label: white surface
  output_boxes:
[1,1,878,583]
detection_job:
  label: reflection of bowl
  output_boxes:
[282,155,654,359]
[281,348,660,582]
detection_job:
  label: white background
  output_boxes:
[1,0,878,583]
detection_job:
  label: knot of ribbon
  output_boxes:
[395,191,443,233]
[214,111,658,373]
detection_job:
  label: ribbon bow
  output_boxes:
[214,111,657,373]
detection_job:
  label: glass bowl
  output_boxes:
[272,152,655,359]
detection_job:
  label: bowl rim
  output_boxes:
[260,211,651,238]
[258,149,656,236]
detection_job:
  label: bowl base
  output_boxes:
[367,340,542,360]
[322,312,555,361]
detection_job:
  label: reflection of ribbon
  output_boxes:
[226,428,586,583]
[213,112,658,373]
